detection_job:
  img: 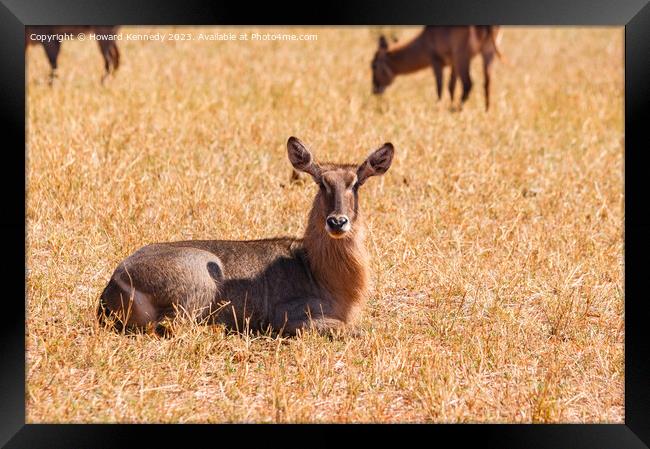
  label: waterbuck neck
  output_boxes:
[302,198,370,310]
[386,34,431,75]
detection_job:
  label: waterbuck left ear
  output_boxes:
[357,143,394,185]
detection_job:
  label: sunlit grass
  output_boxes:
[26,26,623,423]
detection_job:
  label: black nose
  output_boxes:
[326,216,349,230]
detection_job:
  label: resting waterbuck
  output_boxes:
[25,26,120,84]
[98,137,395,337]
[371,26,502,110]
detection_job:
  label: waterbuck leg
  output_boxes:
[453,53,472,107]
[42,40,61,86]
[98,276,162,333]
[278,316,350,338]
[482,50,495,111]
[98,245,225,335]
[308,317,357,339]
[109,42,120,72]
[431,56,444,101]
[272,299,349,338]
[98,40,114,84]
[448,68,457,102]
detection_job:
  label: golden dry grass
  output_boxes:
[26,26,624,423]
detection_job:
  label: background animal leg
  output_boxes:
[431,57,444,101]
[453,54,472,107]
[109,42,120,72]
[42,40,61,86]
[98,40,114,83]
[482,50,495,111]
[448,68,457,103]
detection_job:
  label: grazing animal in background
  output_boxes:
[25,26,120,84]
[371,26,502,110]
[98,137,395,337]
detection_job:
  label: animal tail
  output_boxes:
[488,26,506,63]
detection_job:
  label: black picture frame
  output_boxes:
[3,0,648,447]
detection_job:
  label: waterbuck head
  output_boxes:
[287,136,394,239]
[371,35,395,95]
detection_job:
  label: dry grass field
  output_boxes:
[26,26,624,423]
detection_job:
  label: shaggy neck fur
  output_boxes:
[302,196,370,320]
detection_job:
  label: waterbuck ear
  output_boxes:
[287,136,321,182]
[378,35,388,50]
[357,143,394,185]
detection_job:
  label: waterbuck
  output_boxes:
[25,26,120,84]
[98,137,395,337]
[371,26,502,110]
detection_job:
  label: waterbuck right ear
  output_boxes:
[378,35,388,50]
[287,137,321,182]
[357,143,394,185]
